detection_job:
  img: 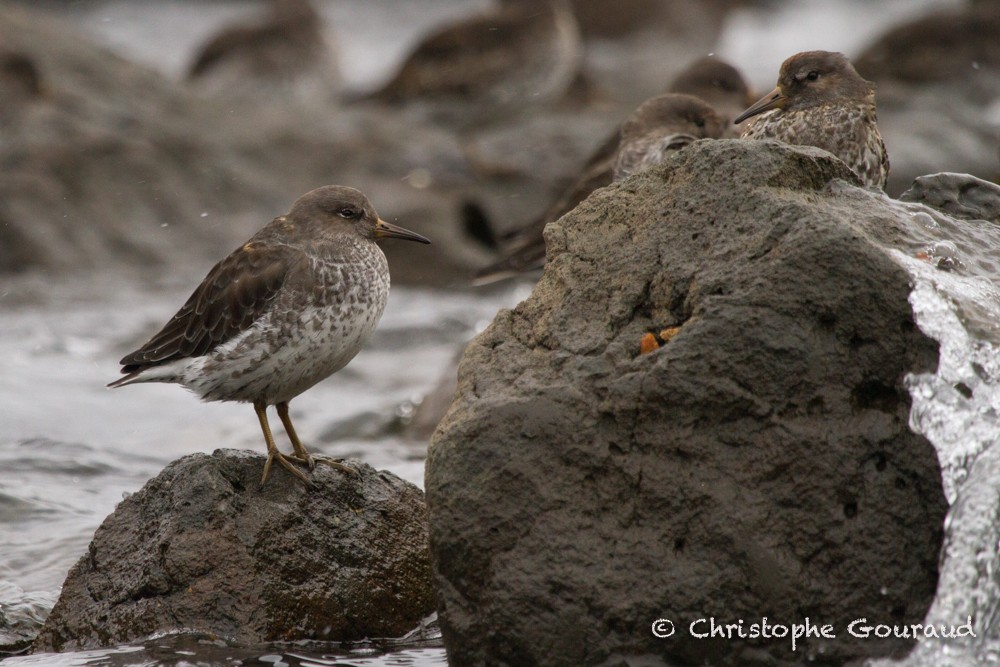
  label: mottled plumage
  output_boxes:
[613,93,726,179]
[109,186,430,484]
[474,93,724,283]
[667,56,755,136]
[735,50,889,190]
[367,0,580,108]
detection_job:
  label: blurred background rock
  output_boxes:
[1,0,994,283]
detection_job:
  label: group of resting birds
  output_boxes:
[112,1,890,486]
[475,49,889,283]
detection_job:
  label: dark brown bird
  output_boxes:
[187,0,337,98]
[735,50,889,189]
[474,93,724,283]
[668,55,756,136]
[109,186,430,485]
[366,0,581,108]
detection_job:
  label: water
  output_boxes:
[864,194,1000,666]
[4,1,996,665]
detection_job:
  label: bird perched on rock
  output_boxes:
[735,50,889,189]
[474,93,724,283]
[366,0,581,111]
[667,55,756,136]
[109,186,430,485]
[613,92,727,179]
[187,0,337,100]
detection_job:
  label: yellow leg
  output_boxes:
[276,401,315,468]
[276,400,356,476]
[254,401,310,485]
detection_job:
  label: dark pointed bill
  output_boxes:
[374,219,431,244]
[733,86,786,125]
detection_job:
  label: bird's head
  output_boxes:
[622,93,727,144]
[289,185,431,245]
[734,51,873,125]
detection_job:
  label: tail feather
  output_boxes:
[107,362,182,389]
[107,371,143,389]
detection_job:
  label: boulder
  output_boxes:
[898,172,1000,222]
[426,139,947,666]
[33,449,435,652]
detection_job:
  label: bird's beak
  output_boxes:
[733,86,786,124]
[374,218,431,244]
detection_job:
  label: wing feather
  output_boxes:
[118,241,304,373]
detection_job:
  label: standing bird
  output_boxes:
[474,93,724,283]
[735,50,889,190]
[108,186,430,485]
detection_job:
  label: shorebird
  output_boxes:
[735,50,889,189]
[109,186,430,485]
[365,0,581,109]
[187,0,337,99]
[474,93,725,283]
[667,56,756,136]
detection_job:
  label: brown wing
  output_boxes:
[118,241,304,372]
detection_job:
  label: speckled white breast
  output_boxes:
[181,239,390,404]
[742,102,888,189]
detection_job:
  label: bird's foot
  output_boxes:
[261,449,313,486]
[284,452,316,470]
[313,455,359,476]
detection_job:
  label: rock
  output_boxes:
[0,585,49,657]
[426,139,947,666]
[33,449,435,652]
[898,173,1000,222]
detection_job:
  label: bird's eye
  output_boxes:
[806,71,820,81]
[338,207,357,218]
[694,118,705,128]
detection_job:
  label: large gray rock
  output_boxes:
[898,173,1000,222]
[427,139,947,666]
[33,449,435,652]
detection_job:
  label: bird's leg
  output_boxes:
[276,401,315,469]
[255,401,310,485]
[276,401,356,475]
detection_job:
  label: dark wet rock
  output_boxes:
[899,173,1000,222]
[406,349,463,442]
[426,139,947,666]
[0,589,48,657]
[33,449,434,652]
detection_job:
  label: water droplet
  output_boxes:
[405,168,433,189]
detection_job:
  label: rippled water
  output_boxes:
[0,270,519,664]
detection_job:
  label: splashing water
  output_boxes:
[867,193,1000,665]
